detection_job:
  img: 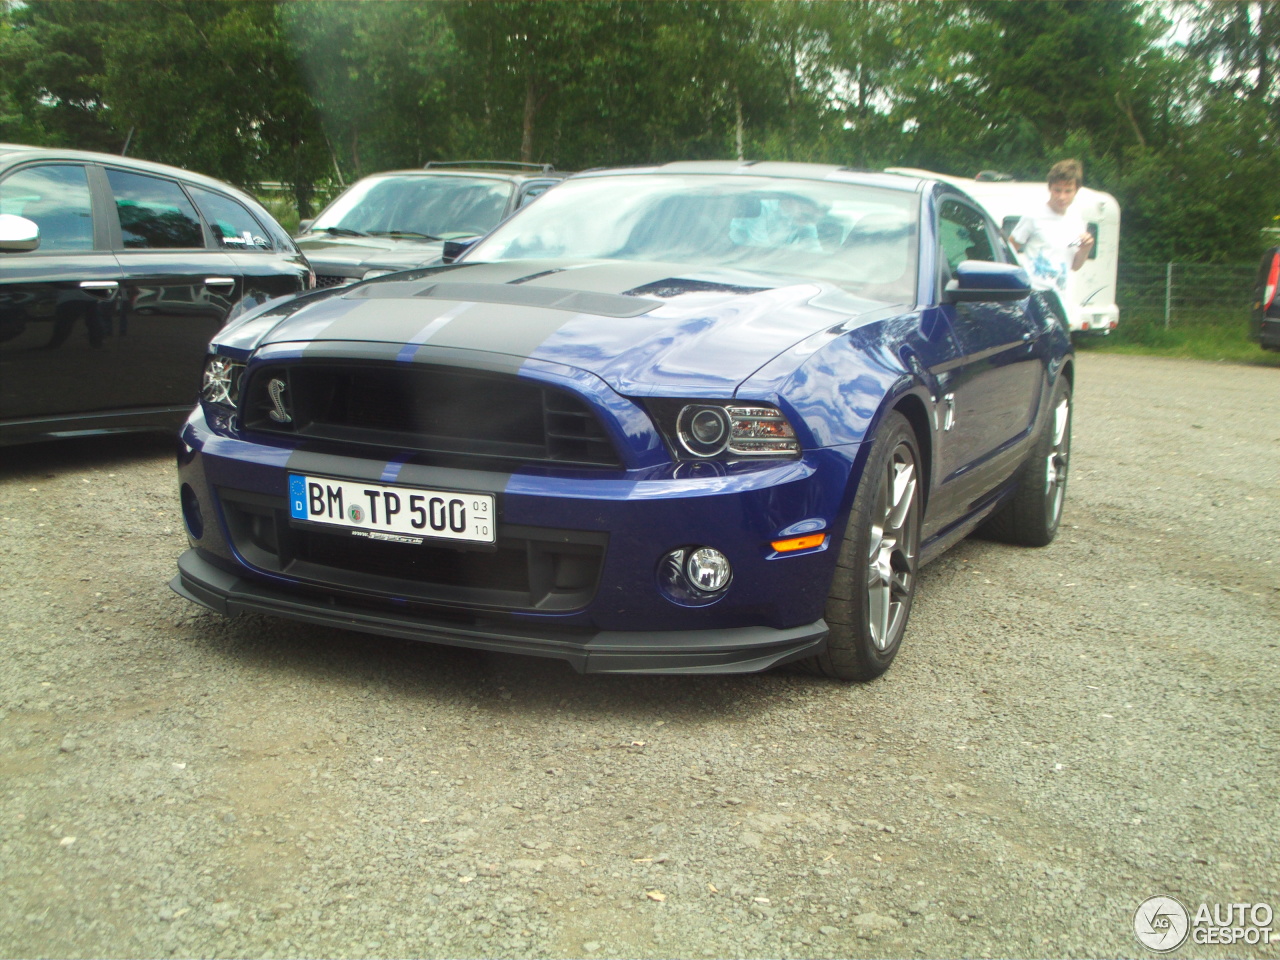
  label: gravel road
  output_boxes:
[1,351,1277,959]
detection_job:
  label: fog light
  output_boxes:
[657,546,733,606]
[685,547,732,592]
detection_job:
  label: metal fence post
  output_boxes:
[1164,262,1173,328]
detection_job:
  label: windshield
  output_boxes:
[467,174,919,300]
[311,175,514,240]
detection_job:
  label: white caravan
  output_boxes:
[887,168,1121,335]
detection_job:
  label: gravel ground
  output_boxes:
[1,351,1277,960]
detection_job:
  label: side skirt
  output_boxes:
[918,482,1016,566]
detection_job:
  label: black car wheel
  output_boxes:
[983,377,1072,547]
[812,411,921,681]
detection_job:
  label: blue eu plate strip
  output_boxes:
[289,475,307,518]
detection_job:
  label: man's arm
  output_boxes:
[1070,233,1094,270]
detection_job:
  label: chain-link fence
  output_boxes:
[1117,262,1257,327]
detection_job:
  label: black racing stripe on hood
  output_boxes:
[349,279,660,318]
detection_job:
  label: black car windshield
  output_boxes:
[311,175,514,241]
[467,174,919,301]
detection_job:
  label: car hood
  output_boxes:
[296,234,446,271]
[219,259,902,396]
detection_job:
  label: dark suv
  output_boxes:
[0,144,312,446]
[297,161,565,288]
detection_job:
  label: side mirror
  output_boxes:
[943,260,1031,303]
[0,214,40,253]
[442,238,478,264]
[297,219,313,235]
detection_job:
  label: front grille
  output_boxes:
[315,274,352,289]
[241,362,619,467]
[220,489,607,613]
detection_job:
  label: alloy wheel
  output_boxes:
[866,444,918,651]
[1044,397,1071,527]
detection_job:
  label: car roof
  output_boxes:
[0,142,263,202]
[570,160,929,194]
[353,163,566,184]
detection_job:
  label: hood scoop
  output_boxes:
[345,279,659,318]
[624,277,769,299]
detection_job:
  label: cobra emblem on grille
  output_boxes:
[267,378,292,423]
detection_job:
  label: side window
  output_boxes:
[105,169,203,249]
[518,183,553,208]
[189,186,272,250]
[0,164,94,251]
[938,199,995,275]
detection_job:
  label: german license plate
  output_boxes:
[288,474,495,544]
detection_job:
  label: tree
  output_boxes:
[0,1,120,150]
[97,1,329,214]
[282,2,457,179]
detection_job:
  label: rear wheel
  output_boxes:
[982,377,1071,547]
[811,411,921,681]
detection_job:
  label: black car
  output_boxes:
[1251,245,1279,351]
[297,162,565,288]
[0,144,312,446]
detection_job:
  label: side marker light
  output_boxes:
[771,533,827,553]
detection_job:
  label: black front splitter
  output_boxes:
[171,549,828,675]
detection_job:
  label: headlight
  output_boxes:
[362,268,394,280]
[201,355,244,407]
[677,405,732,457]
[662,401,799,459]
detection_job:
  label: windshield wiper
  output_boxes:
[369,230,443,241]
[315,226,368,237]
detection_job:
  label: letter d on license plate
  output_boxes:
[288,474,495,544]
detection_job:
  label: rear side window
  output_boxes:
[189,186,271,250]
[0,164,94,251]
[106,169,203,249]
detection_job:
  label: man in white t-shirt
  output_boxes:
[1008,159,1094,327]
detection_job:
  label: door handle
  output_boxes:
[78,280,119,299]
[204,277,236,290]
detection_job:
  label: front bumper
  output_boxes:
[173,549,827,674]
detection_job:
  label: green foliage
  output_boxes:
[0,1,118,150]
[1,0,1277,259]
[1078,316,1280,368]
[281,2,456,176]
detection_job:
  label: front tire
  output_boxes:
[811,411,921,681]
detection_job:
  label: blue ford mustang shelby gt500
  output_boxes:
[172,162,1073,680]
